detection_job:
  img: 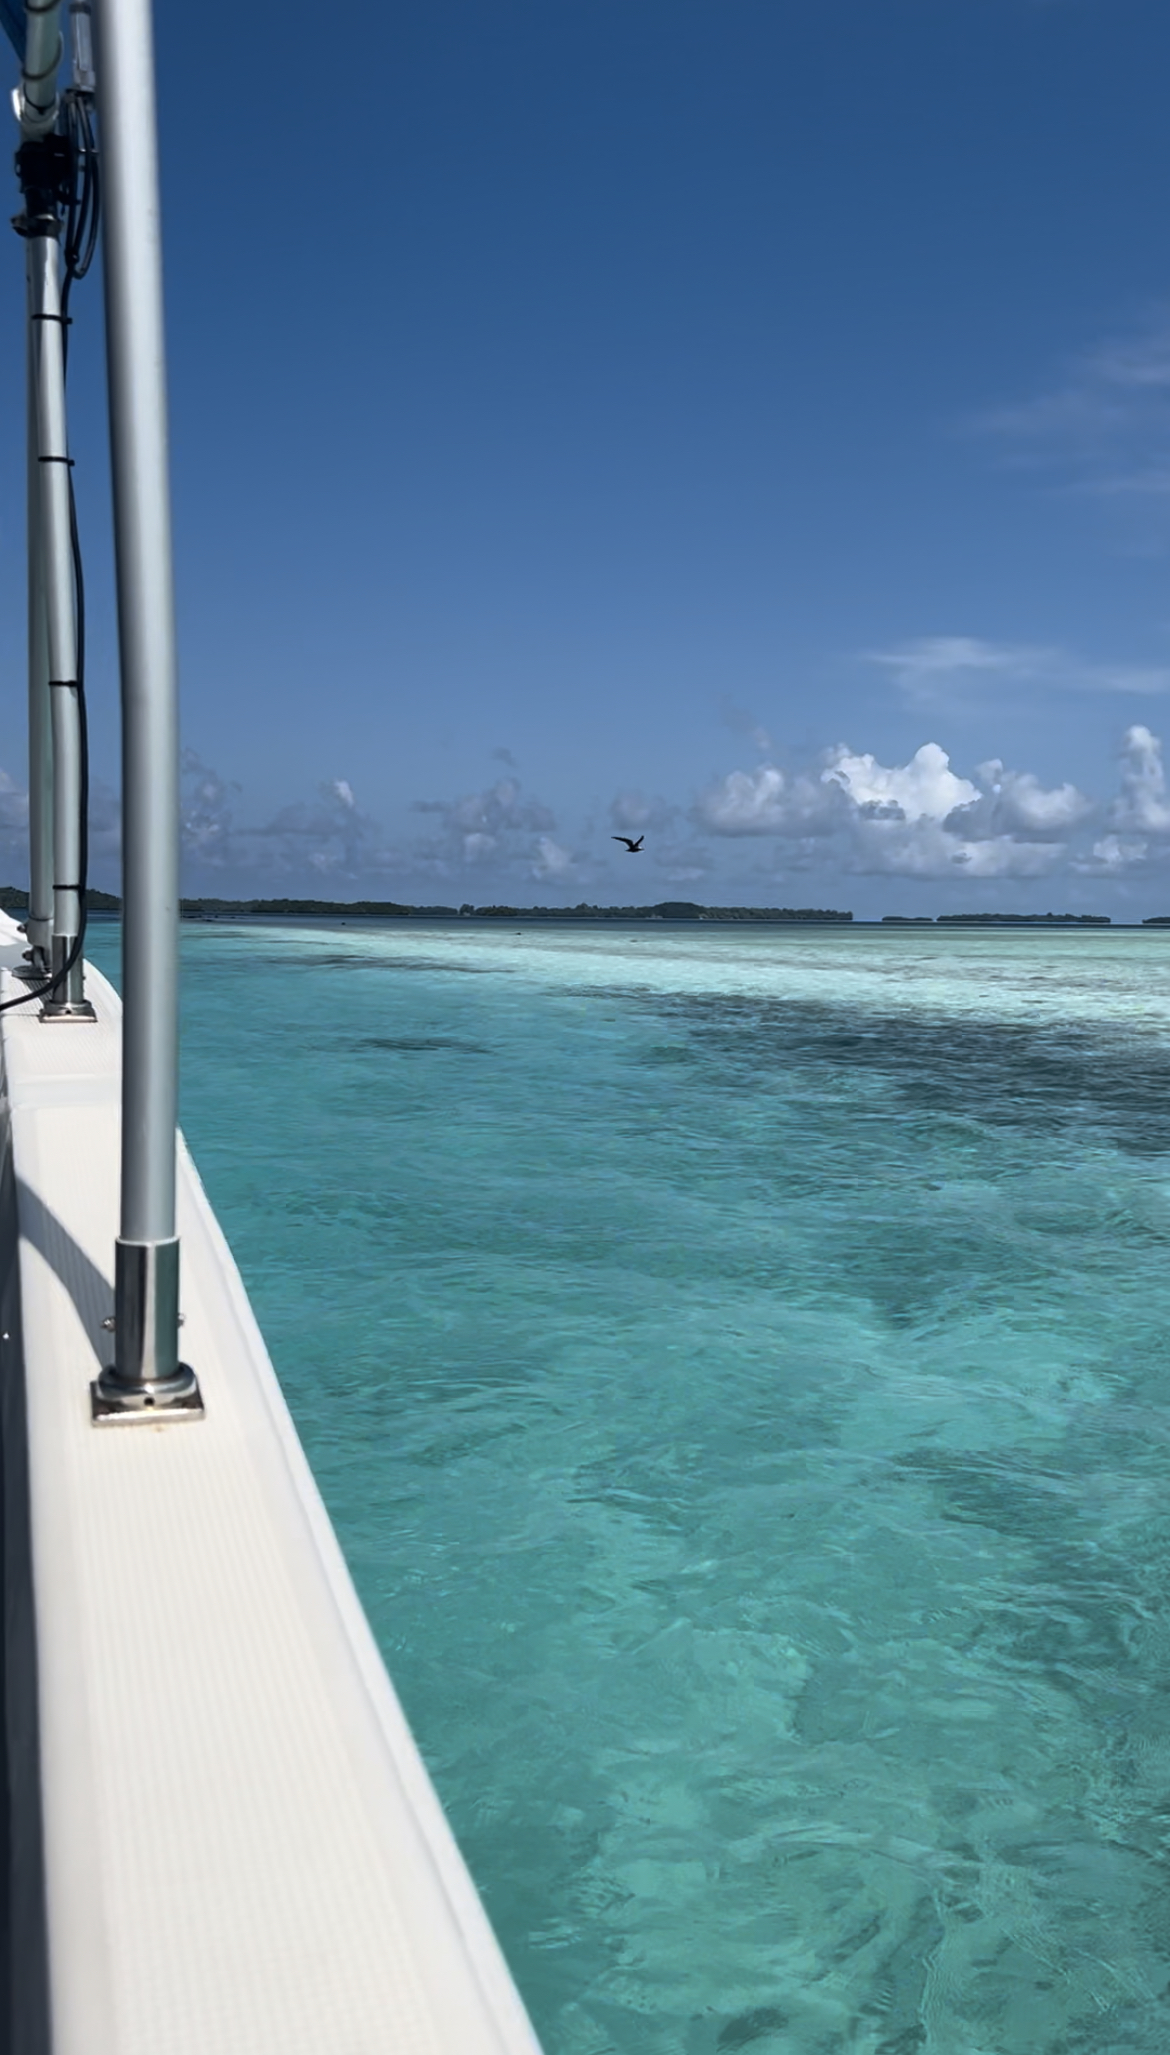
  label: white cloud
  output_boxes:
[606,790,714,882]
[181,761,573,891]
[694,764,838,836]
[1083,664,1170,695]
[653,838,716,883]
[1109,724,1170,833]
[694,725,1170,882]
[460,831,497,864]
[153,730,1170,899]
[868,636,1170,707]
[0,767,29,861]
[0,761,119,884]
[696,741,1084,880]
[1075,833,1149,876]
[868,637,1050,708]
[254,782,389,875]
[991,326,1170,439]
[413,776,558,873]
[977,315,1170,512]
[824,741,978,822]
[946,760,1095,839]
[181,751,239,861]
[609,790,678,834]
[181,751,395,879]
[847,818,1063,879]
[835,747,1067,877]
[531,835,575,878]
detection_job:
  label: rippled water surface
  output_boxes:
[88,922,1170,2052]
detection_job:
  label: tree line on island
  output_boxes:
[176,898,856,921]
[0,887,1161,923]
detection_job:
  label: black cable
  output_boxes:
[60,89,98,337]
[0,473,90,1015]
[1,97,96,1014]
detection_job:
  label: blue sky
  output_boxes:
[5,0,1170,911]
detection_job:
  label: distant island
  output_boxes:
[0,889,1139,926]
[0,887,852,922]
[0,885,120,913]
[176,898,855,922]
[886,912,1112,926]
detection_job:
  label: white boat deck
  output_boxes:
[0,916,542,2054]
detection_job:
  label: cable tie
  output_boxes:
[37,453,74,464]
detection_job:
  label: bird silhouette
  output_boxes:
[612,835,644,852]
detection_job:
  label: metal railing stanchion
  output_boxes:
[23,269,53,979]
[89,0,200,1417]
[10,0,91,1010]
[26,212,92,1016]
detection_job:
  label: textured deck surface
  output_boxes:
[0,929,541,2055]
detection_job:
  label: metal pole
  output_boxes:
[12,0,83,999]
[24,253,52,977]
[16,0,61,136]
[91,0,199,1415]
[28,225,91,1015]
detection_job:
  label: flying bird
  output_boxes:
[612,835,644,852]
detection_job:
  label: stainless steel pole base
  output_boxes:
[40,934,95,1020]
[12,950,50,983]
[91,1236,203,1423]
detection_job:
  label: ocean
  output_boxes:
[86,920,1170,2054]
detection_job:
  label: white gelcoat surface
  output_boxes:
[0,919,541,2055]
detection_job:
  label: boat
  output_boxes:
[0,1,544,2046]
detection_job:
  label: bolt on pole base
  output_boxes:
[90,1238,204,1424]
[91,1363,202,1423]
[40,936,95,1018]
[41,997,97,1020]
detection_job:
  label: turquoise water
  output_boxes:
[89,922,1170,2053]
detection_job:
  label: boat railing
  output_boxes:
[9,0,199,1410]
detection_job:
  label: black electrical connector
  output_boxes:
[12,131,72,233]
